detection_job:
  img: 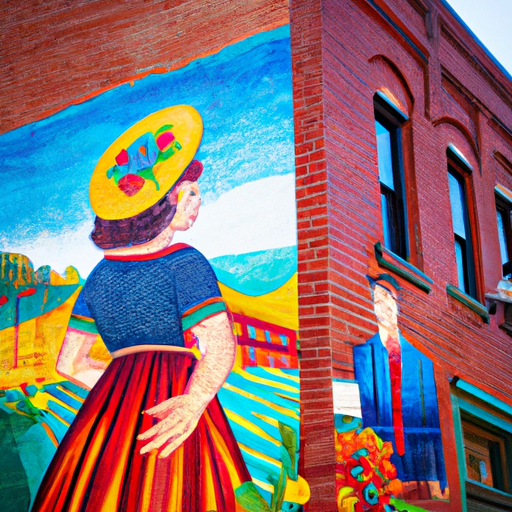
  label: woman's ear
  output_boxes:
[168,183,182,206]
[173,180,196,207]
[177,188,186,204]
[169,180,201,232]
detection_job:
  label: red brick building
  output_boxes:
[291,1,512,511]
[2,1,512,511]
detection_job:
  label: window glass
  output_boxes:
[462,417,508,493]
[375,120,395,190]
[464,427,496,487]
[381,193,391,248]
[448,172,466,239]
[455,239,466,293]
[448,165,476,297]
[374,102,407,259]
[497,208,509,265]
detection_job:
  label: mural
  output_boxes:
[0,26,308,511]
[334,275,448,512]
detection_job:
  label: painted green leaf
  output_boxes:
[268,467,287,512]
[390,498,432,512]
[138,168,160,190]
[16,398,41,420]
[235,481,272,512]
[278,421,297,479]
[111,168,122,185]
[280,444,294,480]
[154,123,174,137]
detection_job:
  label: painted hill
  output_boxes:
[0,253,82,387]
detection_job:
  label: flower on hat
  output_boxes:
[106,124,183,197]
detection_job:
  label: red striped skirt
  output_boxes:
[32,351,252,512]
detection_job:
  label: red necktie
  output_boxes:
[387,336,405,456]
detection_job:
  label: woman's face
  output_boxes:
[170,180,201,231]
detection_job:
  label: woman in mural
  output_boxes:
[33,106,252,512]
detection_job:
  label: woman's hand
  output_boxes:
[137,393,206,458]
[137,312,237,458]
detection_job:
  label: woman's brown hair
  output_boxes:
[91,160,203,249]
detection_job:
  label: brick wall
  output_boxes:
[291,0,512,509]
[0,0,289,133]
[290,1,336,510]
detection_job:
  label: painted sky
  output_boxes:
[0,26,296,277]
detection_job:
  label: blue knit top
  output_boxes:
[81,244,225,353]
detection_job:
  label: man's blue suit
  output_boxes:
[353,331,447,489]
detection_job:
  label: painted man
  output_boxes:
[353,274,447,492]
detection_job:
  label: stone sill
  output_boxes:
[374,242,433,293]
[446,284,490,324]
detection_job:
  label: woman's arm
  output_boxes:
[56,328,110,390]
[137,311,236,457]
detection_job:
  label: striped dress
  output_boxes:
[33,244,251,512]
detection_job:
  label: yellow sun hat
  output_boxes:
[90,105,203,220]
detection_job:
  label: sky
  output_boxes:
[445,0,512,76]
[0,26,297,278]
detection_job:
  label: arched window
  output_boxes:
[447,145,477,298]
[374,92,408,258]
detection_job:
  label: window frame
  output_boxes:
[373,93,419,265]
[495,194,512,271]
[452,380,512,510]
[461,413,511,493]
[447,153,480,300]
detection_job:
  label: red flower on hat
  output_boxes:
[115,149,129,166]
[118,174,146,197]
